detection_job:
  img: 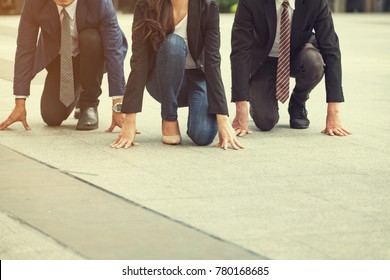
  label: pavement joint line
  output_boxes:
[64,171,99,176]
[1,144,269,260]
[0,208,87,259]
[60,170,269,260]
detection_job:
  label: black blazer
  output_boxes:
[231,0,344,103]
[122,0,228,115]
[13,0,127,97]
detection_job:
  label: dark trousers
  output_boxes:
[384,0,390,11]
[41,29,104,126]
[249,43,325,131]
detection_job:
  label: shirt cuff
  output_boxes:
[15,96,28,99]
[112,96,123,100]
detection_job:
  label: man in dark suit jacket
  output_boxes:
[0,0,127,131]
[231,0,351,136]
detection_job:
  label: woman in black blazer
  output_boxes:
[111,0,242,149]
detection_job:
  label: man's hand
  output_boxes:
[232,101,252,136]
[106,98,124,132]
[322,103,351,136]
[106,111,125,132]
[110,113,139,149]
[216,114,244,150]
[0,99,30,130]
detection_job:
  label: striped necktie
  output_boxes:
[275,0,291,104]
[59,8,75,107]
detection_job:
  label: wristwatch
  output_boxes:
[112,102,122,113]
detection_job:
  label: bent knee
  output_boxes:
[41,112,65,126]
[253,115,279,131]
[165,34,186,47]
[302,50,325,81]
[161,34,186,56]
[79,29,101,46]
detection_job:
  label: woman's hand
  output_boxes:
[216,114,244,150]
[110,113,139,149]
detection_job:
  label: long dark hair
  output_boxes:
[134,0,175,51]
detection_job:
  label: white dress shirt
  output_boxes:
[173,14,197,69]
[269,0,295,58]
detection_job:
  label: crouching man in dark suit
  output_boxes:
[231,0,351,136]
[0,0,127,131]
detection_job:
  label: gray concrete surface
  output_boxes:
[0,14,390,260]
[0,145,261,260]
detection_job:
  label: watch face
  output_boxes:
[113,103,122,113]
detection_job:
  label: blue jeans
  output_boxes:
[146,34,218,146]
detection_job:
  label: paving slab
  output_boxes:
[0,211,82,260]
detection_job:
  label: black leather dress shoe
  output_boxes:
[288,97,310,129]
[76,107,98,130]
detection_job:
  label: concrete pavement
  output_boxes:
[0,13,389,260]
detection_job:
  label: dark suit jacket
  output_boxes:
[122,0,228,116]
[13,0,128,97]
[231,0,344,103]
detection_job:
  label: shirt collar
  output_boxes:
[56,0,78,20]
[276,0,295,10]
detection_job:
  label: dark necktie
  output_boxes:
[59,8,75,107]
[275,0,291,104]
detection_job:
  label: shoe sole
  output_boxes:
[76,124,98,131]
[162,135,182,145]
[290,124,309,129]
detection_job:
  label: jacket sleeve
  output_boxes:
[314,1,344,103]
[230,0,254,102]
[203,1,229,116]
[121,1,150,114]
[13,0,39,97]
[99,0,128,97]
